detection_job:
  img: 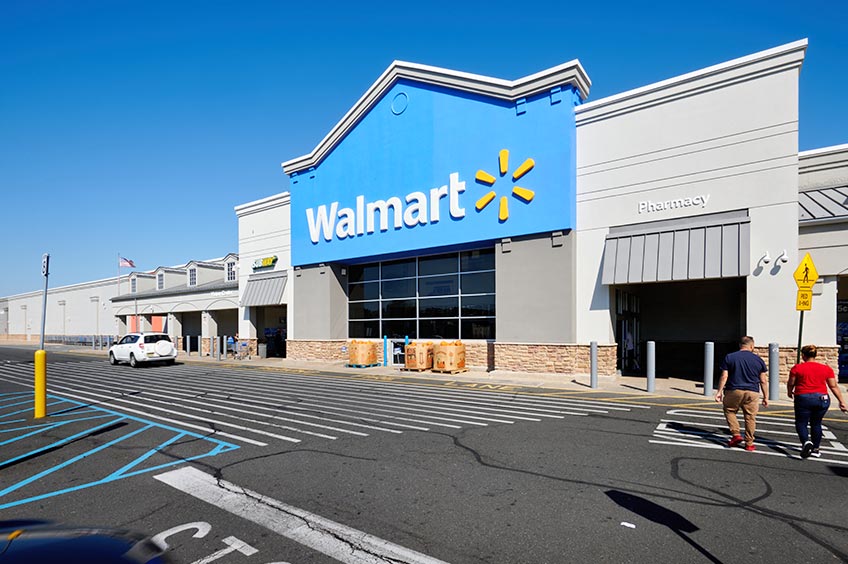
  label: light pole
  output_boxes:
[58,300,66,342]
[35,253,49,418]
[91,296,100,348]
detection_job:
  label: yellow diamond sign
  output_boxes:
[794,253,818,290]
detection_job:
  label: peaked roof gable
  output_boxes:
[282,59,590,175]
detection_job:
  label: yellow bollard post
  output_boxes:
[34,349,46,419]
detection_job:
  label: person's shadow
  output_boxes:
[606,490,723,563]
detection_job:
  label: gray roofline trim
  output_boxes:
[799,216,848,227]
[799,143,848,158]
[2,275,130,300]
[282,59,591,175]
[184,261,225,269]
[576,39,806,126]
[235,192,290,217]
[111,280,238,302]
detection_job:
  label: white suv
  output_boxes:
[109,333,178,367]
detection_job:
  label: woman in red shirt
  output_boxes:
[787,344,848,459]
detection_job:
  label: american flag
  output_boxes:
[119,257,135,268]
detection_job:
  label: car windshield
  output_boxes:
[144,335,171,344]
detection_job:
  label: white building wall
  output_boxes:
[235,192,292,338]
[157,269,185,290]
[797,144,848,346]
[575,40,807,345]
[799,144,848,190]
[5,276,128,339]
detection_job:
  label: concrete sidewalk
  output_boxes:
[1,341,798,405]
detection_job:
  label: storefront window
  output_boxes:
[420,318,459,340]
[419,253,458,276]
[420,297,458,317]
[461,318,495,340]
[349,301,379,319]
[461,271,495,294]
[347,249,495,339]
[382,278,416,299]
[349,320,379,338]
[349,282,379,301]
[419,275,458,297]
[348,264,379,283]
[382,299,416,319]
[461,295,495,316]
[461,249,494,271]
[381,258,416,279]
[382,319,417,339]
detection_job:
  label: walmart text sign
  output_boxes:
[290,81,579,266]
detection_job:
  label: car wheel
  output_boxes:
[109,352,118,366]
[129,353,138,368]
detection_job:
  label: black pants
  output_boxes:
[794,392,830,447]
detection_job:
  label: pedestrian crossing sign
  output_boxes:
[793,253,818,290]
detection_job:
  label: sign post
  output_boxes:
[35,253,50,419]
[793,253,819,365]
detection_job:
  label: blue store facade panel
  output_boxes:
[288,69,583,267]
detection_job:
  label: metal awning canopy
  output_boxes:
[602,210,751,285]
[241,271,287,307]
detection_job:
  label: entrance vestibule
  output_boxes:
[614,278,746,380]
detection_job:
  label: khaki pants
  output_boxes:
[723,390,760,447]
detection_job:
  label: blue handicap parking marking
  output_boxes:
[0,392,239,510]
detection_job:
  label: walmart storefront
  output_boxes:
[280,59,593,372]
[257,39,843,379]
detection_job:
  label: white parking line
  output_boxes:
[0,374,271,446]
[56,366,402,435]
[43,369,357,439]
[155,466,451,564]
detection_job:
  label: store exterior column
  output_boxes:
[201,310,218,356]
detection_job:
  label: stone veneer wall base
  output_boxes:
[753,346,839,381]
[495,343,617,376]
[288,339,617,375]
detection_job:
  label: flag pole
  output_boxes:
[117,252,121,296]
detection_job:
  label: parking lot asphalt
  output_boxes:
[0,340,805,406]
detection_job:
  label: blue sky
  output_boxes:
[1,0,845,297]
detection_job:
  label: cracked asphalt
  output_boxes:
[1,346,847,564]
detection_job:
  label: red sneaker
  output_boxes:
[727,435,744,447]
[745,444,756,451]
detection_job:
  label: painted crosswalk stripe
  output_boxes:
[155,466,451,564]
[651,407,848,466]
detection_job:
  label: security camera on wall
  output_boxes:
[760,252,771,264]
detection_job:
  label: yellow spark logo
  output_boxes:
[474,149,535,222]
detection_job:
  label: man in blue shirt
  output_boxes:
[714,336,769,451]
